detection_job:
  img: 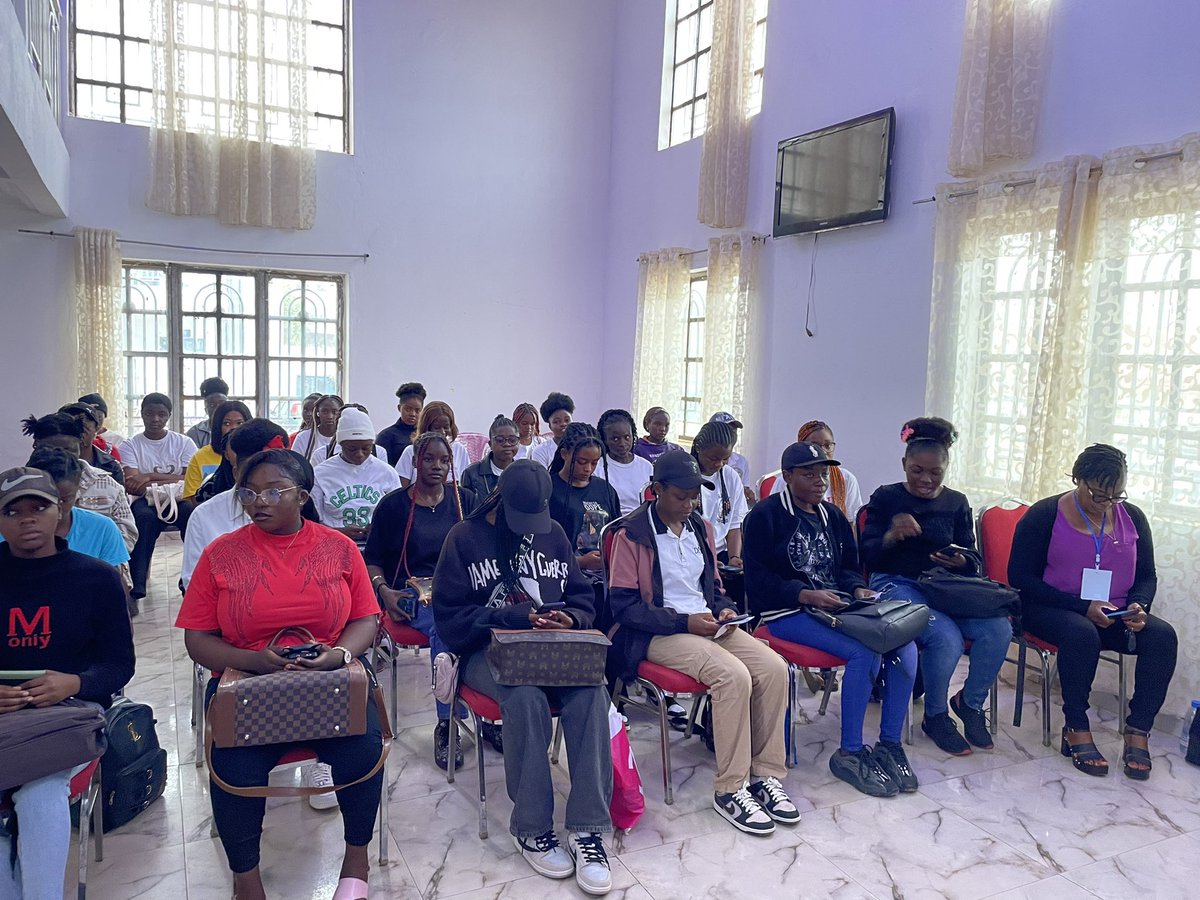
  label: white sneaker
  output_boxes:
[713,787,775,835]
[568,832,612,895]
[305,763,338,810]
[748,776,801,824]
[514,830,574,879]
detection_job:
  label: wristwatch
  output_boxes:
[331,645,353,667]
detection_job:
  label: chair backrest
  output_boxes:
[757,469,781,500]
[455,432,489,464]
[600,515,625,588]
[977,499,1030,586]
[642,484,656,502]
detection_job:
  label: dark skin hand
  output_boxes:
[686,609,737,637]
[0,672,83,711]
[528,609,574,629]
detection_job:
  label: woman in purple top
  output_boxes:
[632,407,683,464]
[1009,444,1176,780]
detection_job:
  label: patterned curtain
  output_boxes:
[704,232,762,460]
[147,0,316,229]
[947,0,1053,178]
[697,0,755,228]
[75,228,127,437]
[631,250,692,426]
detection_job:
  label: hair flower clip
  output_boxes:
[899,425,915,443]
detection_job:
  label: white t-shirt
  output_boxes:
[729,451,750,487]
[532,440,559,469]
[181,489,249,588]
[291,429,386,463]
[515,437,545,461]
[700,465,747,554]
[769,464,864,519]
[597,455,652,516]
[311,454,402,530]
[651,507,709,615]
[121,431,196,479]
[394,440,471,484]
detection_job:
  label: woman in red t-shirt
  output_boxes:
[177,448,380,900]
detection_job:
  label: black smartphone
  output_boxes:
[538,600,567,611]
[718,564,743,574]
[1104,607,1137,619]
[279,643,322,660]
[937,544,971,557]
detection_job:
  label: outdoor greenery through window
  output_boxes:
[661,0,768,149]
[70,0,350,153]
[120,262,344,433]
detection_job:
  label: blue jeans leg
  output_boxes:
[410,604,451,719]
[0,768,73,900]
[956,616,1013,711]
[871,574,959,717]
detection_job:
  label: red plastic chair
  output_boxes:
[757,470,781,500]
[753,626,846,766]
[375,617,431,726]
[455,432,489,465]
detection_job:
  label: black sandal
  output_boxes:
[1122,727,1152,780]
[1060,727,1109,776]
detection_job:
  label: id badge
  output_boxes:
[1080,567,1112,602]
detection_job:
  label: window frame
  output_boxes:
[67,0,353,154]
[678,267,709,443]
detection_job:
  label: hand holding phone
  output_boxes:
[278,643,323,660]
[1104,607,1137,619]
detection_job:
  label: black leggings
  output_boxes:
[1022,604,1177,732]
[204,678,384,873]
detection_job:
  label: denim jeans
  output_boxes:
[409,603,453,719]
[870,574,1011,717]
[0,769,73,900]
[766,611,917,752]
[462,650,613,838]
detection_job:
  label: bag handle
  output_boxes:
[268,626,318,647]
[148,483,178,524]
[204,664,394,799]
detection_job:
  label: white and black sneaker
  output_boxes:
[304,763,338,811]
[713,787,775,835]
[568,832,612,895]
[748,776,801,824]
[515,830,574,879]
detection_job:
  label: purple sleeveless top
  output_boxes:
[1043,502,1138,607]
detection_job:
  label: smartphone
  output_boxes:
[718,564,743,574]
[937,544,971,557]
[0,669,46,685]
[721,613,754,626]
[279,643,322,660]
[1104,607,1138,619]
[537,600,567,611]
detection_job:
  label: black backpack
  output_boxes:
[100,697,167,832]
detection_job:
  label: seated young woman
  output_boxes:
[531,392,576,469]
[860,417,1011,756]
[432,461,613,895]
[512,402,546,461]
[1009,444,1176,780]
[311,408,401,547]
[186,376,230,448]
[176,448,383,900]
[549,423,621,587]
[769,421,865,520]
[744,441,918,798]
[708,412,754,506]
[393,401,471,487]
[0,465,134,900]
[607,450,797,836]
[375,382,425,466]
[291,393,344,461]
[632,407,683,464]
[182,400,251,500]
[690,420,749,609]
[364,432,475,768]
[121,393,198,606]
[289,392,322,448]
[461,415,522,497]
[595,408,652,516]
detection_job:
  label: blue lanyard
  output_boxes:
[1071,492,1106,568]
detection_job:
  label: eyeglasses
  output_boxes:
[814,441,836,453]
[1086,486,1128,504]
[492,435,519,446]
[236,486,299,506]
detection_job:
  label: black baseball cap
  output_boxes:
[652,449,714,490]
[782,441,841,470]
[499,459,553,534]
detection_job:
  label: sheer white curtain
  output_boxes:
[697,0,755,228]
[928,134,1200,710]
[947,0,1053,178]
[631,250,692,424]
[75,228,127,437]
[704,232,762,458]
[147,0,316,230]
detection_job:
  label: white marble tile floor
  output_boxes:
[69,536,1200,899]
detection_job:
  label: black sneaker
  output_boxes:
[713,788,775,834]
[829,747,898,798]
[873,741,919,793]
[950,690,994,750]
[481,721,504,754]
[434,719,464,770]
[747,776,801,824]
[922,712,972,756]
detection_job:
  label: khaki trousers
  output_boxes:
[646,626,788,794]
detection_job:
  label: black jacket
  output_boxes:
[459,454,502,500]
[1008,494,1157,615]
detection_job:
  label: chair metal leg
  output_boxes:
[1040,651,1053,747]
[195,666,205,768]
[1013,641,1027,727]
[786,664,798,768]
[639,680,675,805]
[904,695,914,746]
[989,676,999,736]
[818,669,836,716]
[92,790,103,863]
[378,773,389,865]
[77,776,98,900]
[447,702,458,785]
[391,648,399,730]
[550,718,564,764]
[1117,655,1128,735]
[474,713,488,839]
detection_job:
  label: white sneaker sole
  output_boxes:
[711,798,775,835]
[513,836,574,880]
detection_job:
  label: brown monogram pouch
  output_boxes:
[486,629,611,687]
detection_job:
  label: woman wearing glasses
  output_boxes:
[461,415,522,497]
[176,448,382,900]
[1009,444,1176,780]
[769,420,864,521]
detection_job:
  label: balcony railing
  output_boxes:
[23,0,61,123]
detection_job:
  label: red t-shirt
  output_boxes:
[176,520,378,650]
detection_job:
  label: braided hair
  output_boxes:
[300,394,344,462]
[596,408,638,485]
[900,416,957,460]
[549,422,605,482]
[691,421,736,524]
[797,419,848,515]
[409,430,463,520]
[22,412,84,444]
[1071,444,1127,494]
[512,403,541,446]
[489,414,517,438]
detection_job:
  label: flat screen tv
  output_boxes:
[773,107,895,238]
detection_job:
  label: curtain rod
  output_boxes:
[16,229,370,260]
[910,149,1184,205]
[637,233,767,262]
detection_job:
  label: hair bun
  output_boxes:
[901,416,957,448]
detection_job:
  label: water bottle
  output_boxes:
[1181,699,1200,764]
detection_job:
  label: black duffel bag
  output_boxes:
[804,595,931,654]
[917,567,1020,620]
[100,697,167,831]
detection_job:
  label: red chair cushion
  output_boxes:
[758,473,779,500]
[1022,632,1058,654]
[68,759,101,799]
[276,748,318,766]
[381,618,430,648]
[459,685,502,721]
[637,660,708,694]
[753,626,847,668]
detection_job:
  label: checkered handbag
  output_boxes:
[486,628,611,687]
[209,660,369,749]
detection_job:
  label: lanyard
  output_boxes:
[1071,492,1107,568]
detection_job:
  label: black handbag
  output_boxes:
[917,568,1019,620]
[804,596,930,654]
[100,697,167,831]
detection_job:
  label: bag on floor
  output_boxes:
[805,596,930,654]
[917,568,1020,620]
[608,703,644,831]
[0,701,107,792]
[101,696,167,831]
